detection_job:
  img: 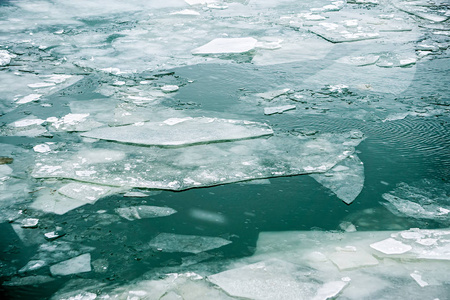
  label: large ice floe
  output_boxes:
[60,228,450,299]
[32,129,364,191]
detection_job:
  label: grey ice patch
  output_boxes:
[148,233,231,254]
[115,206,177,221]
[50,253,92,276]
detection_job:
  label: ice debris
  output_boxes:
[50,253,92,276]
[0,50,16,66]
[256,88,291,101]
[370,238,413,255]
[33,144,51,153]
[192,37,257,55]
[115,205,177,221]
[310,155,364,204]
[161,85,179,93]
[264,105,296,115]
[81,117,273,147]
[148,233,231,254]
[21,218,39,228]
[16,94,42,104]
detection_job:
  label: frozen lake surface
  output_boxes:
[0,0,449,299]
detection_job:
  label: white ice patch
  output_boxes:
[50,253,91,276]
[115,206,177,221]
[148,233,231,254]
[170,9,201,16]
[192,37,257,55]
[256,88,291,101]
[33,144,51,153]
[370,238,412,255]
[57,182,123,204]
[81,117,273,147]
[16,94,42,104]
[0,50,16,66]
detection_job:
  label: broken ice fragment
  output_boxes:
[370,238,412,255]
[21,218,39,228]
[312,280,349,300]
[256,88,291,101]
[192,37,257,55]
[148,233,231,254]
[50,253,91,276]
[208,259,325,299]
[170,9,201,16]
[82,117,273,147]
[0,50,16,66]
[310,155,364,204]
[28,82,56,89]
[410,271,429,288]
[44,230,66,241]
[161,85,179,93]
[116,206,177,221]
[264,105,296,115]
[123,191,149,197]
[19,260,46,273]
[16,94,42,105]
[57,182,123,204]
[33,144,51,153]
[2,275,54,286]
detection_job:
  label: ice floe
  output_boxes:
[81,117,273,147]
[264,105,296,115]
[32,131,363,191]
[148,233,231,254]
[50,253,92,276]
[310,154,365,204]
[115,205,177,221]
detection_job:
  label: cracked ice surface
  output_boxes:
[32,131,363,190]
[81,117,274,147]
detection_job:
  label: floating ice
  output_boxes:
[161,85,180,93]
[312,280,349,300]
[57,182,123,204]
[115,206,177,221]
[310,155,364,204]
[148,233,231,254]
[336,55,380,66]
[82,117,273,147]
[16,93,43,104]
[123,191,149,197]
[192,37,257,55]
[0,50,16,66]
[264,105,296,115]
[381,180,450,224]
[185,0,218,5]
[208,259,341,300]
[33,131,363,191]
[256,88,291,101]
[33,144,51,153]
[50,253,92,276]
[170,9,201,16]
[370,238,412,255]
[48,113,102,132]
[410,271,429,288]
[28,82,56,89]
[19,260,47,273]
[21,218,39,228]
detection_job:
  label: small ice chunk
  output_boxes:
[370,238,412,255]
[339,221,357,232]
[161,85,179,93]
[410,271,429,287]
[33,144,51,153]
[192,37,257,55]
[44,230,66,240]
[185,0,218,5]
[27,82,56,89]
[264,105,296,115]
[19,260,46,273]
[11,118,45,128]
[16,94,42,104]
[170,9,201,16]
[21,218,39,228]
[123,191,149,198]
[50,253,91,276]
[312,280,349,300]
[116,206,177,221]
[256,88,291,101]
[0,50,16,66]
[148,233,231,254]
